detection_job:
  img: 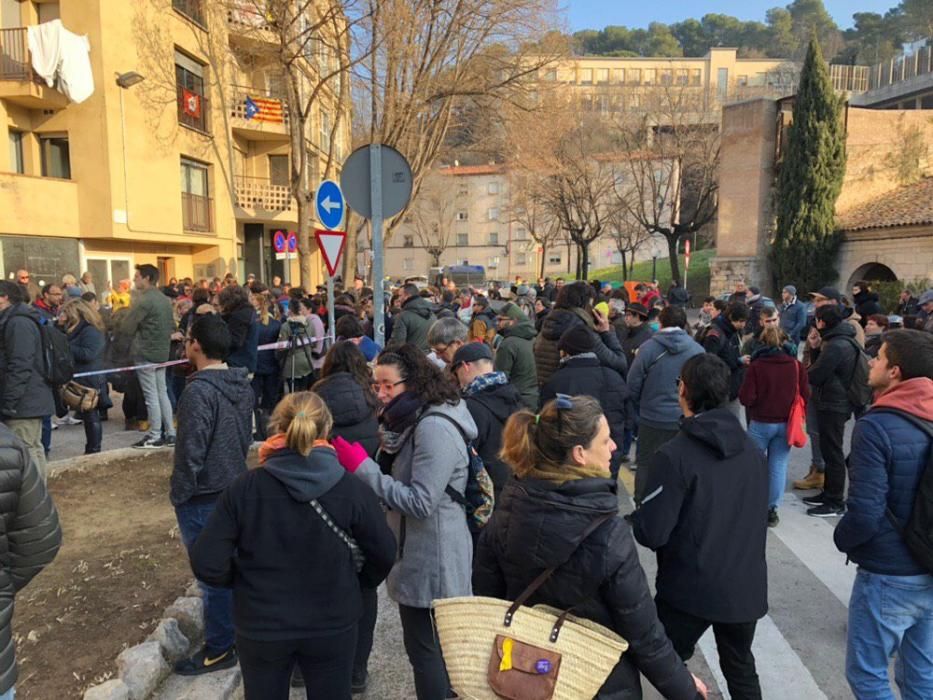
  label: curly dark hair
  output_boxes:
[218,284,251,314]
[376,344,459,406]
[555,281,593,311]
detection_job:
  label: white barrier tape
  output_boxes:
[72,334,334,379]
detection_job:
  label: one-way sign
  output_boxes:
[315,179,345,231]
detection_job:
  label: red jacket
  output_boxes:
[739,349,810,423]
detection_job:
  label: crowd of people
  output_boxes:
[0,264,932,700]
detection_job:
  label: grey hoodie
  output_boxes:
[626,328,704,429]
[171,366,255,506]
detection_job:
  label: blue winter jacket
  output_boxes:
[834,380,933,576]
[779,300,807,344]
[627,328,704,430]
[255,318,282,376]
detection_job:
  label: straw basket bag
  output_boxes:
[433,515,628,700]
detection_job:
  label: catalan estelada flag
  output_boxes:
[244,95,284,123]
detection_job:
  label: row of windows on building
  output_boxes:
[399,251,563,272]
[400,226,535,249]
[543,67,704,87]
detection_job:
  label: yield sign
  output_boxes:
[315,229,346,277]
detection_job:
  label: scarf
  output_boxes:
[464,371,509,397]
[521,461,610,484]
[379,391,425,454]
[259,433,332,464]
[559,351,597,366]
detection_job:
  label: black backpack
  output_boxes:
[415,412,495,531]
[875,408,933,575]
[839,336,872,412]
[13,310,74,388]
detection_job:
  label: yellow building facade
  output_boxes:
[0,0,347,290]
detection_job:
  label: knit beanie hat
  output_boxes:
[500,302,528,323]
[558,326,595,356]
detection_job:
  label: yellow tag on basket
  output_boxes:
[499,637,514,671]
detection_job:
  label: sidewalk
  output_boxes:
[47,391,158,462]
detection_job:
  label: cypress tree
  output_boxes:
[770,35,846,295]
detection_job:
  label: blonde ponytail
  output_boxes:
[268,392,333,456]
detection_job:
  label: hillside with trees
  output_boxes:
[572,0,931,65]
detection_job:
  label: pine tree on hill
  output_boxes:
[770,35,846,296]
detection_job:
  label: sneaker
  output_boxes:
[627,462,637,472]
[55,415,82,426]
[50,421,59,431]
[164,435,176,447]
[352,668,369,694]
[793,467,825,490]
[174,646,237,676]
[619,456,630,465]
[802,491,827,506]
[767,508,779,528]
[807,502,845,518]
[133,436,166,449]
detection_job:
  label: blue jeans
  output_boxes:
[138,366,175,441]
[846,569,933,699]
[0,686,14,699]
[747,421,791,510]
[175,500,235,654]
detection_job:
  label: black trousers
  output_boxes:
[354,586,378,675]
[80,409,102,454]
[816,410,848,505]
[398,604,453,700]
[237,628,357,700]
[251,372,281,412]
[656,598,761,700]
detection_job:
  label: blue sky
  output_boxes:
[566,1,898,32]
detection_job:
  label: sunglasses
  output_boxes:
[554,393,573,434]
[371,379,404,392]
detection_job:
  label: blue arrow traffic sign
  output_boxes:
[315,179,345,231]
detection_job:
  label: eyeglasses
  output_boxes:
[371,379,404,392]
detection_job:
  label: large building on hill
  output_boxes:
[0,0,348,289]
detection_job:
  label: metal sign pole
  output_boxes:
[284,250,290,286]
[371,144,385,348]
[327,273,335,347]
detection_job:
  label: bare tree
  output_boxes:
[606,206,651,281]
[409,173,456,267]
[354,0,564,249]
[507,171,564,279]
[611,83,719,286]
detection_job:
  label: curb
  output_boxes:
[82,584,204,700]
[49,444,259,478]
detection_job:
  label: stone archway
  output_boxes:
[845,262,898,290]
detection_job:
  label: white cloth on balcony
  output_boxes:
[26,19,94,103]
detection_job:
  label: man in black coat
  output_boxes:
[702,302,749,405]
[450,342,523,498]
[540,326,628,478]
[803,304,860,518]
[632,353,768,700]
[616,302,653,367]
[0,282,55,479]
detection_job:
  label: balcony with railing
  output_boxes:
[230,84,289,139]
[0,28,68,109]
[837,42,933,107]
[234,175,295,217]
[227,0,277,44]
[182,192,213,232]
[177,84,210,133]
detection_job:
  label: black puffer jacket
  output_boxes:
[533,308,627,386]
[474,478,698,700]
[540,356,628,475]
[463,381,524,497]
[0,303,55,420]
[808,321,859,415]
[631,409,768,624]
[0,423,62,694]
[313,372,380,458]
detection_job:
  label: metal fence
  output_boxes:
[0,28,31,81]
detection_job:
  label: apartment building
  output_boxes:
[548,48,799,119]
[0,0,347,289]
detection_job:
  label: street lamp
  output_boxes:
[115,71,145,89]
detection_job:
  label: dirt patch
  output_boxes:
[13,452,192,699]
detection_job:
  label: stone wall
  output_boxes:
[837,226,933,288]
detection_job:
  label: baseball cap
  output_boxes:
[919,289,933,306]
[810,287,841,303]
[451,342,493,370]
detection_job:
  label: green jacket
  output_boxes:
[121,287,175,363]
[387,296,436,352]
[495,319,538,409]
